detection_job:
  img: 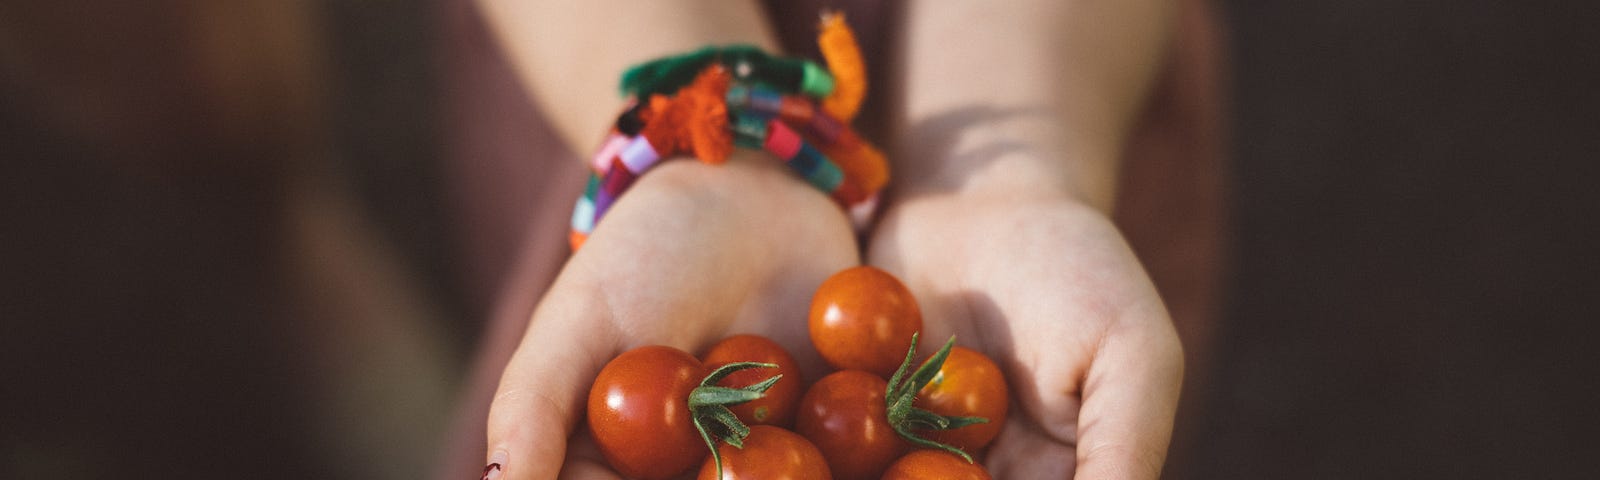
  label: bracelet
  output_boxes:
[569,12,884,251]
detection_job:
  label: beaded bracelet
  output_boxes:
[570,12,882,251]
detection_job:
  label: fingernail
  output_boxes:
[481,451,506,480]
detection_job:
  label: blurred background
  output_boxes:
[2,1,1596,479]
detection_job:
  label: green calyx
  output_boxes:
[885,333,989,463]
[688,361,782,480]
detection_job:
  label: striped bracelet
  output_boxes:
[569,12,882,251]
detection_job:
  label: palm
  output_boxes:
[488,154,859,479]
[867,194,1183,479]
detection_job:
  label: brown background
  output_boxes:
[1177,1,1599,478]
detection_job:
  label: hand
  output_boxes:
[867,192,1184,479]
[483,151,859,479]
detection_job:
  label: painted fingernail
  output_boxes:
[481,450,506,480]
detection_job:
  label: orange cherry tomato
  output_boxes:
[914,346,1009,452]
[586,345,708,480]
[795,370,907,480]
[881,450,992,480]
[696,425,832,480]
[808,266,922,378]
[700,334,804,428]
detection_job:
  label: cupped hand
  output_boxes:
[867,192,1184,480]
[484,151,859,479]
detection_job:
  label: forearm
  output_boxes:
[476,0,779,151]
[892,0,1174,212]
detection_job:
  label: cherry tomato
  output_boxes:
[914,346,1009,452]
[696,425,832,480]
[701,334,804,428]
[881,450,992,480]
[587,345,708,480]
[808,266,922,378]
[795,370,907,480]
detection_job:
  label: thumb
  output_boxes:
[484,288,618,480]
[1073,321,1184,480]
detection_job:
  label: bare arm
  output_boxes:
[875,2,1184,479]
[469,4,864,479]
[893,0,1173,212]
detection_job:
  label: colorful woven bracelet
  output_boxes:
[570,12,882,251]
[622,44,836,100]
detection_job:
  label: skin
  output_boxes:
[808,266,922,378]
[882,450,993,480]
[915,346,1009,453]
[484,152,858,479]
[585,346,707,480]
[794,370,907,480]
[696,425,832,480]
[700,334,805,428]
[878,2,1183,478]
[475,1,1184,479]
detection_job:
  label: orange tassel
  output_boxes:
[818,11,866,122]
[815,11,882,198]
[638,96,664,125]
[820,139,889,202]
[640,65,734,164]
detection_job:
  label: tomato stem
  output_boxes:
[689,361,782,479]
[884,333,990,463]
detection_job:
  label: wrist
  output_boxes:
[880,186,1109,234]
[890,109,1120,214]
[602,149,855,247]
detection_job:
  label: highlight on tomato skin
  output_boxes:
[696,425,833,480]
[586,345,710,480]
[881,449,993,480]
[700,334,805,428]
[808,266,923,378]
[795,369,908,480]
[587,342,790,479]
[913,346,1010,453]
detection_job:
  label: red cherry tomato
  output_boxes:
[795,370,907,480]
[696,425,832,480]
[808,266,923,378]
[700,334,805,428]
[587,345,708,480]
[914,346,1009,452]
[881,450,992,480]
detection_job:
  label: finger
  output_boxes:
[1072,321,1184,480]
[486,287,620,480]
